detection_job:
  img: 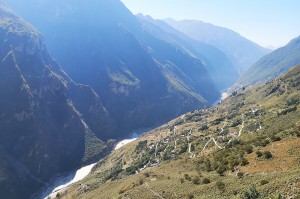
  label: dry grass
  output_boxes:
[241,138,300,173]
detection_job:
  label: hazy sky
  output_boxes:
[120,0,300,48]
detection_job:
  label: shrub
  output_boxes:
[271,135,281,142]
[256,151,263,158]
[180,178,184,184]
[199,125,208,131]
[138,178,144,185]
[179,146,188,154]
[202,177,210,184]
[263,151,272,159]
[216,166,226,176]
[260,180,269,185]
[261,139,270,147]
[187,193,195,199]
[237,172,244,178]
[184,174,192,181]
[192,176,201,185]
[241,158,249,166]
[228,139,241,147]
[255,139,269,147]
[278,106,297,115]
[135,140,148,153]
[216,181,225,192]
[242,185,260,199]
[245,145,253,154]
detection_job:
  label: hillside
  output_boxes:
[236,35,300,89]
[58,65,300,199]
[0,3,114,198]
[165,18,271,74]
[5,0,220,137]
[137,14,239,91]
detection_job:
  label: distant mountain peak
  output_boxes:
[164,18,271,74]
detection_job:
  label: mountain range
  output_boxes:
[136,14,239,91]
[0,0,297,198]
[164,18,271,74]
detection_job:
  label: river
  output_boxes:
[35,134,139,199]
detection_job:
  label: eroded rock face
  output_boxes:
[0,4,113,199]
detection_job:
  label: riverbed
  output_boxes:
[36,135,139,199]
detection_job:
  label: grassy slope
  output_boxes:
[59,65,300,199]
[236,36,300,88]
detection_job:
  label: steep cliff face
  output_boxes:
[5,0,220,136]
[0,4,112,198]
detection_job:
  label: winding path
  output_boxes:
[201,115,245,153]
[154,143,159,158]
[218,122,227,135]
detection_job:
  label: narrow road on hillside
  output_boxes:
[174,139,178,149]
[154,143,159,158]
[201,115,245,153]
[211,138,225,149]
[218,122,227,135]
[187,129,195,158]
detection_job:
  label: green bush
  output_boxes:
[202,177,210,184]
[237,172,244,178]
[187,193,195,199]
[256,151,263,158]
[241,158,249,166]
[254,139,269,147]
[271,135,281,142]
[199,125,208,131]
[184,174,192,181]
[135,140,147,153]
[216,181,225,192]
[216,166,226,176]
[244,145,253,154]
[180,178,184,184]
[263,151,272,159]
[278,106,297,115]
[242,185,261,199]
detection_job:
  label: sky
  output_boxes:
[120,0,300,48]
